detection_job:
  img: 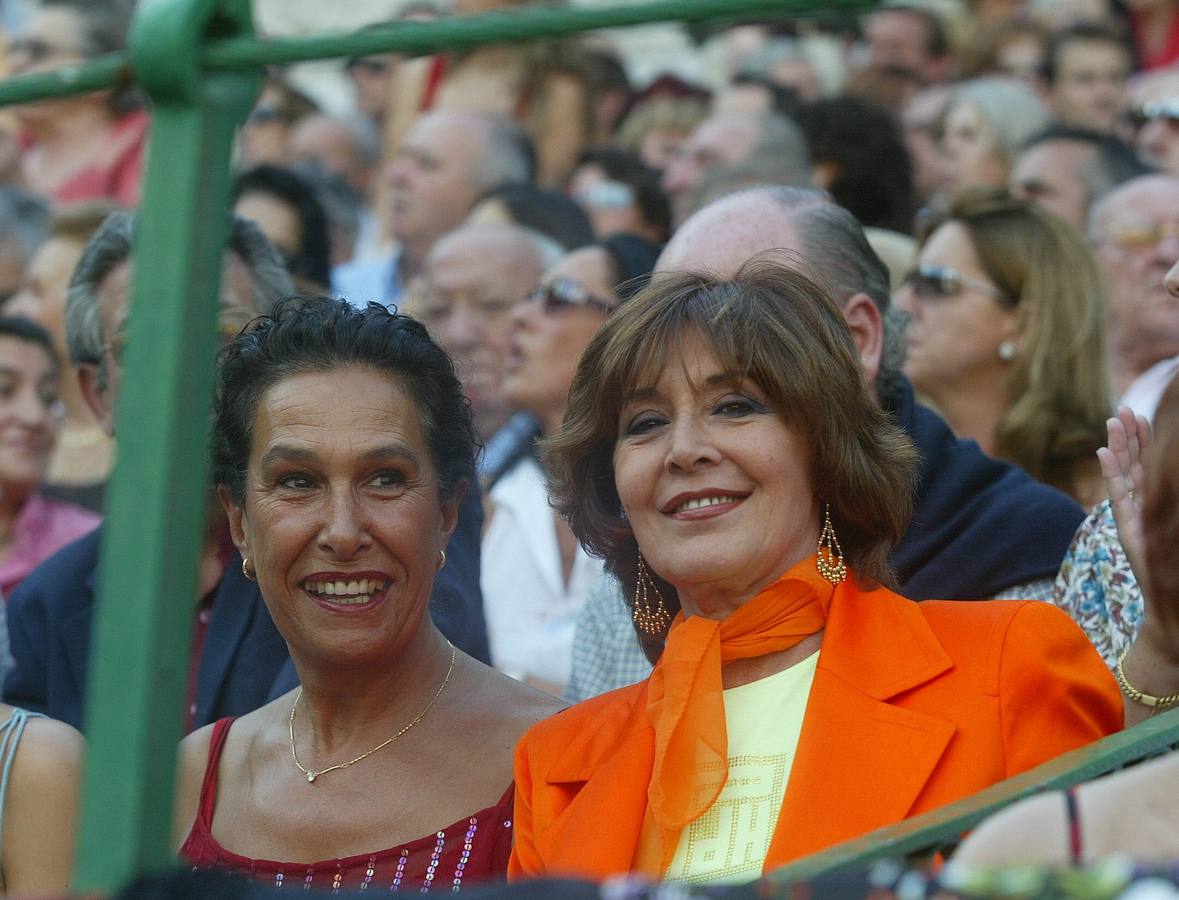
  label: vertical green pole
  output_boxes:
[73,0,260,890]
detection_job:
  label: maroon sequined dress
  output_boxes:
[180,717,514,891]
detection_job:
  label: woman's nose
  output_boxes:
[317,490,372,559]
[664,415,719,472]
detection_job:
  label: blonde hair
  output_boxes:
[927,189,1112,496]
[615,96,709,157]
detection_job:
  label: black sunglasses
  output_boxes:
[904,264,1014,304]
[528,277,615,314]
[1122,98,1179,133]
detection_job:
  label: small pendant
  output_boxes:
[307,772,317,783]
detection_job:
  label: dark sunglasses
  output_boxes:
[345,57,391,74]
[528,277,615,314]
[1121,98,1179,133]
[904,264,1014,304]
[8,36,85,64]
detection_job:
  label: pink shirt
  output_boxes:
[0,494,100,597]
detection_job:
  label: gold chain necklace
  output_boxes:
[289,642,457,784]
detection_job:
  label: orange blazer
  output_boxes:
[509,582,1123,882]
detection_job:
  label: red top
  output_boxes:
[52,107,148,207]
[181,717,514,891]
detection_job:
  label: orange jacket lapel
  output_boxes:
[765,581,957,867]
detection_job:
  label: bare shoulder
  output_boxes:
[953,790,1072,867]
[460,660,566,739]
[16,716,85,771]
[3,716,84,895]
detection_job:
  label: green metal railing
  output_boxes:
[2,0,1172,893]
[0,0,875,891]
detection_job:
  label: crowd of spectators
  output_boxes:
[2,0,1179,893]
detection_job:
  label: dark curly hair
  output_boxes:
[795,95,918,234]
[213,296,476,504]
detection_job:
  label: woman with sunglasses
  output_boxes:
[896,189,1111,508]
[482,235,661,696]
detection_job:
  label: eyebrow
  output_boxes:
[621,372,743,404]
[258,442,422,469]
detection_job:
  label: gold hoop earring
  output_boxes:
[437,549,446,571]
[242,556,257,582]
[816,503,847,585]
[633,555,671,635]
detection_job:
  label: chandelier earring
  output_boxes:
[816,503,847,585]
[633,555,671,635]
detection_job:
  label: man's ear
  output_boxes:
[841,292,885,387]
[218,484,248,556]
[77,363,115,435]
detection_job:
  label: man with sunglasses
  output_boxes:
[1120,69,1179,176]
[1090,173,1179,401]
[566,186,1088,703]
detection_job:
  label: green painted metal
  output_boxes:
[766,706,1179,885]
[0,0,875,109]
[202,0,872,68]
[71,0,260,890]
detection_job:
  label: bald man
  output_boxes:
[416,223,554,446]
[566,186,1087,702]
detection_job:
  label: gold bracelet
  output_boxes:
[1114,649,1179,709]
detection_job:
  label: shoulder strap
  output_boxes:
[1064,786,1083,865]
[196,717,237,828]
[0,708,44,861]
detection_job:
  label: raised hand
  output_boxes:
[1096,406,1151,584]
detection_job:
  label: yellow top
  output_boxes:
[663,651,819,884]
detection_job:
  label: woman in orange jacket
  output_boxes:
[509,262,1123,885]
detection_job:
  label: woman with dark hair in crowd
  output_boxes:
[568,148,671,244]
[896,189,1111,507]
[508,262,1120,884]
[174,297,561,889]
[0,316,99,595]
[795,95,918,235]
[483,234,661,696]
[233,165,333,294]
[9,0,146,206]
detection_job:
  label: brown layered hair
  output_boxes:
[922,189,1112,498]
[542,260,918,643]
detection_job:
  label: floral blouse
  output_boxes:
[1052,500,1143,670]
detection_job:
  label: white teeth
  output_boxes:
[675,495,739,514]
[302,578,387,602]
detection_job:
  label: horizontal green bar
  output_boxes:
[203,0,873,69]
[0,53,127,106]
[766,705,1179,885]
[0,0,875,108]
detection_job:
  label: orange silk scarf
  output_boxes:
[641,555,835,872]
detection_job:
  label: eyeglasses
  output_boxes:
[576,179,635,210]
[1121,98,1179,133]
[345,57,391,74]
[528,277,615,314]
[8,37,85,64]
[1103,219,1179,250]
[904,264,1014,304]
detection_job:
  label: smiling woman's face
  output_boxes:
[223,365,457,668]
[0,335,59,495]
[611,332,819,618]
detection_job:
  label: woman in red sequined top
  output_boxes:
[172,298,562,891]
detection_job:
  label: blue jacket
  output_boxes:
[3,484,489,732]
